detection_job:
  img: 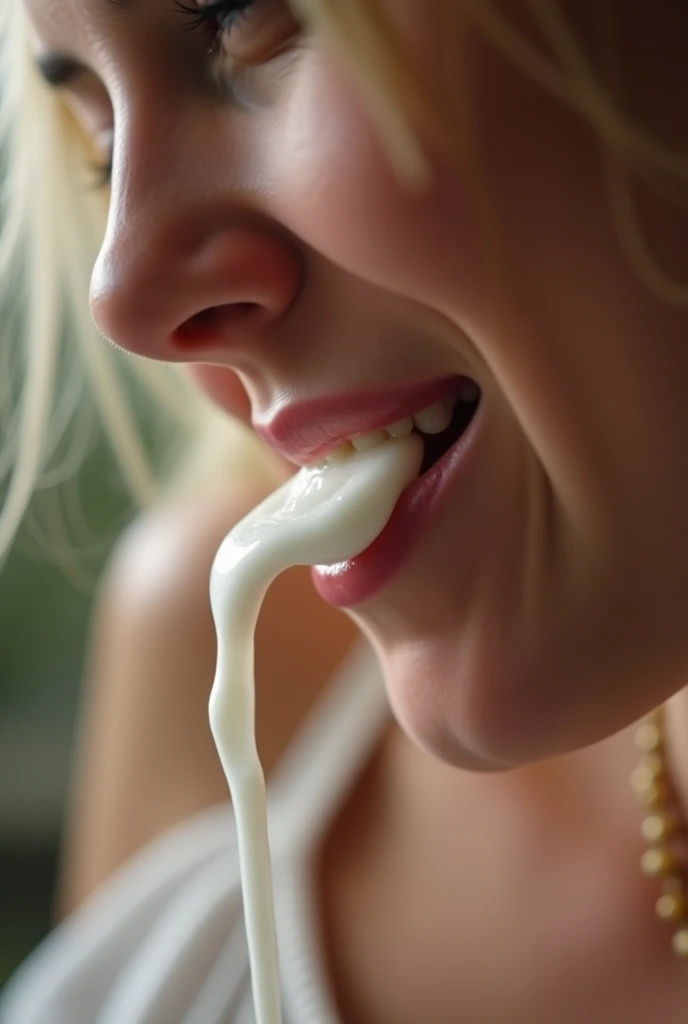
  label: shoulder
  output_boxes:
[92,479,357,773]
[100,482,270,631]
[56,481,284,909]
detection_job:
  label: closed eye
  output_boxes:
[175,0,301,65]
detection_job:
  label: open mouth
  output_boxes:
[324,378,482,477]
[311,378,483,606]
[417,386,480,476]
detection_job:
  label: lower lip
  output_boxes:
[311,402,483,607]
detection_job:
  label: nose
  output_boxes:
[90,163,303,367]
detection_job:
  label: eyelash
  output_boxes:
[175,0,258,57]
[88,0,260,188]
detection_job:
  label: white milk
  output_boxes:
[209,434,422,1024]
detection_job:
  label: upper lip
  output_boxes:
[254,375,466,464]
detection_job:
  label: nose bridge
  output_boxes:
[99,95,208,277]
[89,100,302,359]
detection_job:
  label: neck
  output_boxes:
[384,684,688,832]
[320,690,688,1024]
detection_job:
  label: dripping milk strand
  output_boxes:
[208,434,422,1024]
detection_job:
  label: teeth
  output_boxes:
[322,387,477,465]
[412,398,454,435]
[351,430,388,451]
[326,442,355,463]
[385,417,414,438]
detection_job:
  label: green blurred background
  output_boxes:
[0,440,134,987]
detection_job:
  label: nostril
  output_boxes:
[173,302,263,348]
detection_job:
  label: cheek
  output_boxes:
[184,365,251,421]
[269,54,484,313]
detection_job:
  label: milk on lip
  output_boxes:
[209,434,422,1024]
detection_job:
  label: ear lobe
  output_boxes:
[184,365,252,423]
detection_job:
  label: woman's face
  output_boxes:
[25,0,688,768]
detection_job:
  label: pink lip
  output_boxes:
[254,375,469,465]
[311,398,483,607]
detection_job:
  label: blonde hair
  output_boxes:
[1,0,687,557]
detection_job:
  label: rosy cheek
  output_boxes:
[271,55,483,311]
[184,365,251,422]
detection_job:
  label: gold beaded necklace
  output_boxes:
[632,704,688,957]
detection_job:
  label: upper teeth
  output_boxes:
[351,430,389,451]
[327,395,459,462]
[413,397,455,435]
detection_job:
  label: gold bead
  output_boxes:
[632,775,668,808]
[656,892,687,921]
[640,753,664,778]
[635,721,663,754]
[640,848,677,877]
[631,763,664,793]
[641,812,675,845]
[671,929,688,957]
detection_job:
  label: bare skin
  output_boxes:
[19,0,688,1018]
[320,718,688,1023]
[58,483,356,913]
[59,490,688,1022]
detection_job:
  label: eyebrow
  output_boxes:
[35,0,139,86]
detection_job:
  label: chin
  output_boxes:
[360,622,622,774]
[357,625,521,771]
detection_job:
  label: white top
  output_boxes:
[0,644,388,1024]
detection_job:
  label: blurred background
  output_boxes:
[0,441,134,987]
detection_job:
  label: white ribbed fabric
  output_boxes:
[0,643,389,1024]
